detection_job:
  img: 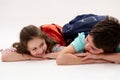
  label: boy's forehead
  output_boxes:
[87,35,97,49]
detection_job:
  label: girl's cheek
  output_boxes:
[30,51,36,56]
[31,52,34,56]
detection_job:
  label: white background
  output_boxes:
[0,0,120,49]
[0,0,120,80]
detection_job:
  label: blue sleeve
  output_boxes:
[71,32,85,53]
[116,45,120,52]
[52,44,65,52]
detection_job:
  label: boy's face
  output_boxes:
[84,34,104,54]
[27,37,47,57]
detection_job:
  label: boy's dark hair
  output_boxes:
[89,16,120,53]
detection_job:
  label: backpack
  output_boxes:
[62,14,106,45]
[40,23,66,46]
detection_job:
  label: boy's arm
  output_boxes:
[75,53,120,63]
[55,44,111,65]
[56,44,81,65]
[56,53,109,65]
[96,53,120,63]
[1,52,44,62]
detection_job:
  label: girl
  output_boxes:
[1,25,65,61]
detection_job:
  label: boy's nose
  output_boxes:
[85,43,90,51]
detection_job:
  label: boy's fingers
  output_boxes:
[81,56,90,61]
[75,53,88,57]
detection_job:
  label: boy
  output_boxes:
[56,16,120,65]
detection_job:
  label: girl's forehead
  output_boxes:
[27,38,45,47]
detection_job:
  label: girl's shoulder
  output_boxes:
[1,47,16,55]
[51,44,65,52]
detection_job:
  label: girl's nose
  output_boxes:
[36,48,43,55]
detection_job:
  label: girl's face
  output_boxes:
[27,37,47,57]
[84,34,104,54]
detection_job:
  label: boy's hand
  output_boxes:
[75,52,100,61]
[75,53,111,64]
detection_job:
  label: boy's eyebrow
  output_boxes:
[87,35,98,50]
[91,43,99,50]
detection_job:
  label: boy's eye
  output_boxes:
[92,48,96,51]
[92,47,98,51]
[85,38,88,42]
[86,37,89,41]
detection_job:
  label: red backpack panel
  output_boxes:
[40,23,66,46]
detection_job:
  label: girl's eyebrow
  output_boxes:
[29,47,36,50]
[31,43,43,49]
[39,42,44,47]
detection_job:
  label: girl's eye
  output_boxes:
[39,43,44,47]
[33,48,37,51]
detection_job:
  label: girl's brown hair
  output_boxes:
[12,25,56,55]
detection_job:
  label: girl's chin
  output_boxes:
[34,53,46,57]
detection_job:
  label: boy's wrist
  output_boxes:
[97,54,105,59]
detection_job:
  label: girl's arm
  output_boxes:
[1,52,45,62]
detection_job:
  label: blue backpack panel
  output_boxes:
[62,14,105,40]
